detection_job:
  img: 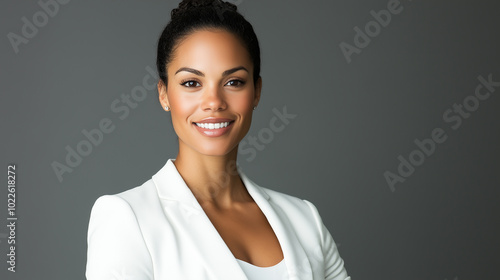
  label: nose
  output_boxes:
[201,84,227,112]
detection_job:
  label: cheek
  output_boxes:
[228,93,254,116]
[169,95,197,127]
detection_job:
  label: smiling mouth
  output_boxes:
[192,121,235,129]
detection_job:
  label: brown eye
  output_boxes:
[225,79,245,87]
[180,80,201,87]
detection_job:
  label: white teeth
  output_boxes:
[195,122,231,129]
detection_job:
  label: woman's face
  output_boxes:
[158,29,261,157]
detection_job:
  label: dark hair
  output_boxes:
[156,0,261,87]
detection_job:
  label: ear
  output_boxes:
[253,76,262,108]
[158,80,170,110]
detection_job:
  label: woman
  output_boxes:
[85,0,350,279]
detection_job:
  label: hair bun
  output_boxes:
[172,0,237,19]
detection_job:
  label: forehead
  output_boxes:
[168,29,252,74]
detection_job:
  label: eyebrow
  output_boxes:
[174,66,248,77]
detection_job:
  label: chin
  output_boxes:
[195,143,237,157]
[191,141,238,156]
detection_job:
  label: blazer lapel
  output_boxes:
[238,165,314,280]
[152,159,313,280]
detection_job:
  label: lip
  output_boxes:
[192,117,234,123]
[192,118,235,137]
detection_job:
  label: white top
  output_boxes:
[236,258,288,280]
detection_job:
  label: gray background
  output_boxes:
[1,0,499,279]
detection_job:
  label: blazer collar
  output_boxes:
[151,158,313,280]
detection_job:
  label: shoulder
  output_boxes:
[91,178,157,209]
[88,178,161,229]
[86,183,155,279]
[87,178,163,254]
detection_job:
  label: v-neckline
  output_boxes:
[197,178,285,268]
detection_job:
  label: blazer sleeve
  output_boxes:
[86,195,154,280]
[303,199,351,280]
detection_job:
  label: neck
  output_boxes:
[173,141,252,209]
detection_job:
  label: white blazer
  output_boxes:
[86,159,350,280]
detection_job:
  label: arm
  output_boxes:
[304,199,351,280]
[85,195,154,280]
